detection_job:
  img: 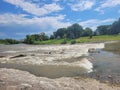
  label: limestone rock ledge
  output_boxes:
[0,68,119,90]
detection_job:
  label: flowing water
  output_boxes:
[0,42,120,84]
[88,42,120,84]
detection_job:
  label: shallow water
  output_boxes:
[88,42,120,84]
[0,62,89,78]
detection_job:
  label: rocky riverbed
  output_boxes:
[0,43,104,65]
[0,43,104,75]
[0,68,120,90]
[0,43,120,90]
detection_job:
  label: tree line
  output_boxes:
[95,18,120,35]
[0,39,19,44]
[53,23,93,39]
[24,23,93,44]
[1,18,120,44]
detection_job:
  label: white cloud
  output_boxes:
[95,0,120,13]
[69,0,95,11]
[0,13,71,34]
[0,14,27,25]
[79,18,116,30]
[4,0,63,16]
[0,13,116,32]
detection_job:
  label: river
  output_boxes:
[0,42,120,84]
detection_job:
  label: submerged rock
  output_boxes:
[88,48,100,53]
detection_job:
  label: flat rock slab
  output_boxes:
[0,68,120,90]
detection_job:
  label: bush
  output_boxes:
[5,39,19,44]
[61,40,67,44]
[89,35,93,39]
[70,40,76,44]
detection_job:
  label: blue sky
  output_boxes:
[0,0,120,39]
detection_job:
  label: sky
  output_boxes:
[0,0,120,39]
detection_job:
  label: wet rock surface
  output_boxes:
[0,43,104,78]
[0,68,120,90]
[10,54,27,59]
[0,56,5,58]
[88,48,100,53]
[0,43,104,65]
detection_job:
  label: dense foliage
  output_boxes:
[0,39,19,44]
[53,23,93,39]
[24,32,49,44]
[96,18,120,35]
[23,23,93,44]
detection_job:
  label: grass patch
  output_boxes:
[33,35,120,45]
[34,39,70,45]
[76,35,120,43]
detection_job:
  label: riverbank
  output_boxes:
[0,68,120,90]
[34,35,120,45]
[1,35,120,45]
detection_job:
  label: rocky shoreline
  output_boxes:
[0,68,120,90]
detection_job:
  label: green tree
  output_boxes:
[5,39,19,44]
[39,32,49,41]
[96,25,110,35]
[24,35,34,44]
[50,35,54,39]
[24,32,49,44]
[95,18,120,35]
[109,18,120,34]
[67,23,84,39]
[83,27,93,36]
[54,28,67,39]
[0,39,19,44]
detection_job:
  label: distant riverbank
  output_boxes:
[1,35,120,45]
[32,35,120,45]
